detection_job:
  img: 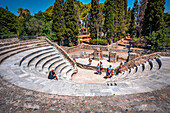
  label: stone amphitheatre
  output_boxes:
[0,36,170,112]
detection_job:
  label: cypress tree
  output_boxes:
[116,0,124,38]
[103,0,115,40]
[142,0,165,36]
[89,0,99,39]
[64,0,79,45]
[129,8,135,37]
[52,0,65,43]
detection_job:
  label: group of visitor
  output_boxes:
[106,65,115,78]
[97,61,103,75]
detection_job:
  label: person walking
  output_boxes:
[89,58,92,65]
[99,61,103,75]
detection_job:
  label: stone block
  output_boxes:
[109,52,117,62]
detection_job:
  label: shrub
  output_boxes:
[89,38,108,45]
[80,40,83,44]
[113,37,119,42]
[108,39,112,44]
[68,42,74,47]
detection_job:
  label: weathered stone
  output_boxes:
[109,52,117,62]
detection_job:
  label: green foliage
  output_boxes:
[64,0,79,45]
[68,42,74,47]
[113,37,119,42]
[145,27,170,51]
[133,37,140,43]
[43,6,54,21]
[128,8,135,37]
[142,0,165,36]
[16,16,26,36]
[89,0,99,39]
[80,40,83,44]
[103,0,115,40]
[26,17,45,35]
[89,38,108,45]
[34,11,45,21]
[52,0,65,42]
[0,7,17,35]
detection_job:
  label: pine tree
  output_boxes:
[52,0,65,43]
[89,0,99,39]
[142,0,165,36]
[103,0,115,40]
[64,0,79,45]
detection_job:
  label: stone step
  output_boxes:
[0,39,47,51]
[42,56,62,72]
[27,50,57,67]
[0,42,49,56]
[0,44,50,64]
[19,46,54,66]
[35,53,60,71]
[29,53,60,70]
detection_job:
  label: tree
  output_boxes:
[0,7,17,35]
[26,17,45,35]
[34,11,45,21]
[24,9,31,16]
[134,0,139,37]
[145,27,169,51]
[138,0,147,36]
[103,0,115,40]
[116,0,124,38]
[129,8,135,37]
[52,0,65,43]
[89,0,99,39]
[64,0,79,45]
[43,6,54,21]
[142,0,165,36]
[80,3,91,32]
[16,16,25,36]
[17,8,24,17]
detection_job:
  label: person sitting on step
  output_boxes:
[110,68,115,77]
[118,62,123,73]
[48,68,58,80]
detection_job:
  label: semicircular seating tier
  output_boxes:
[0,37,169,96]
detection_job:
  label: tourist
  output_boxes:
[107,65,112,78]
[99,61,103,75]
[110,68,115,77]
[97,63,100,74]
[89,58,92,65]
[48,69,58,80]
[118,62,123,73]
[106,68,109,77]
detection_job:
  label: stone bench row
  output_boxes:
[19,47,74,80]
[0,39,47,52]
[0,43,50,64]
[106,58,161,84]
